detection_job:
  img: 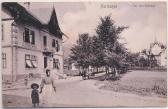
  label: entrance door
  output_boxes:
[44,57,47,68]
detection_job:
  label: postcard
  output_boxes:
[1,1,167,108]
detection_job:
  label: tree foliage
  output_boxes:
[70,33,92,68]
[70,15,128,70]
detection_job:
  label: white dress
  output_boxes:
[40,76,56,107]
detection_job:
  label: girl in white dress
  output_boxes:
[39,69,56,107]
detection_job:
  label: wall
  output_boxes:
[1,7,64,82]
[16,47,44,79]
[1,47,12,82]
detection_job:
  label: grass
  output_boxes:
[152,82,167,96]
[95,70,167,98]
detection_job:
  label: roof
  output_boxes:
[2,2,63,39]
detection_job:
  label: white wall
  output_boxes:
[2,7,64,81]
[160,50,167,67]
[16,48,44,74]
[16,23,42,51]
[40,30,63,55]
[2,20,13,46]
[2,48,12,75]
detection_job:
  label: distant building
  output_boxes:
[1,3,65,82]
[64,62,79,71]
[149,40,167,68]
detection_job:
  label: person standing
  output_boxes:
[39,69,56,107]
[31,83,40,107]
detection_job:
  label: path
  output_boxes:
[2,76,167,107]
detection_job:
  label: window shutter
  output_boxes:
[53,58,55,68]
[25,28,30,43]
[32,35,35,44]
[2,24,4,40]
[31,31,35,44]
[23,32,25,41]
[56,40,59,52]
[52,39,55,47]
[43,36,47,46]
[58,41,60,52]
[57,59,60,69]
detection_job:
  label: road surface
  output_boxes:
[3,76,167,107]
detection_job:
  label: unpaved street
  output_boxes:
[3,75,167,107]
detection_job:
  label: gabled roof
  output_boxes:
[48,8,62,38]
[2,2,63,39]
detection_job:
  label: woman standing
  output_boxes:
[40,69,56,106]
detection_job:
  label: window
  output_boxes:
[2,24,4,40]
[53,58,60,69]
[2,53,6,68]
[30,31,35,44]
[24,28,30,43]
[11,23,18,44]
[44,57,47,68]
[55,40,60,52]
[23,28,35,44]
[56,40,58,51]
[11,23,18,33]
[52,39,55,47]
[25,54,37,68]
[31,55,37,68]
[43,36,47,46]
[52,39,60,51]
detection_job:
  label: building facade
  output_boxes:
[1,3,64,82]
[149,40,167,68]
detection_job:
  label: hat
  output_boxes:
[31,83,39,89]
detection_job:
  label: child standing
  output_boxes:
[31,83,40,107]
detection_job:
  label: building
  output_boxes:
[1,2,64,82]
[149,40,167,68]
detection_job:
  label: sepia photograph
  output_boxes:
[1,1,167,108]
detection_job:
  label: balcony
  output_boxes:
[42,47,54,57]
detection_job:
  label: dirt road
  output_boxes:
[3,75,167,107]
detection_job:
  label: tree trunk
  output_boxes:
[105,66,109,80]
[96,67,98,73]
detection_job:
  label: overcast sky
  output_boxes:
[20,2,167,53]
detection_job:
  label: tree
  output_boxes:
[70,15,128,79]
[139,56,148,67]
[96,16,127,51]
[70,33,92,69]
[95,15,128,79]
[125,52,139,67]
[89,35,105,69]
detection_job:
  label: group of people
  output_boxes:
[31,69,56,107]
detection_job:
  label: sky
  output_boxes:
[20,2,167,56]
